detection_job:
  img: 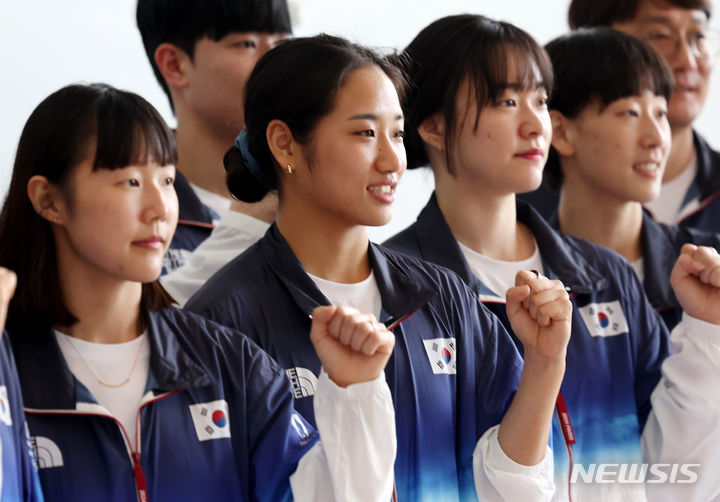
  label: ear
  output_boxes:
[266,119,299,170]
[154,43,191,90]
[549,110,576,157]
[417,113,446,152]
[26,175,65,225]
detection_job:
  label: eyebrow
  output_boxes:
[501,82,546,92]
[347,113,404,121]
[637,14,706,25]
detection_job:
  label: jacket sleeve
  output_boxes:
[642,314,720,501]
[291,370,396,502]
[473,425,555,501]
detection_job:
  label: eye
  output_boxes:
[646,31,672,42]
[620,109,640,118]
[657,108,668,119]
[498,98,517,107]
[235,40,257,49]
[357,130,376,138]
[538,96,549,107]
[164,176,175,186]
[125,178,140,187]
[395,130,405,140]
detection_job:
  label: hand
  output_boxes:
[671,244,720,325]
[506,271,571,363]
[0,267,17,336]
[309,305,395,388]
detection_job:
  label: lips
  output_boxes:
[367,179,398,203]
[132,236,165,250]
[515,148,545,161]
[633,161,662,178]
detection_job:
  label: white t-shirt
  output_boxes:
[189,182,231,221]
[307,271,382,319]
[55,331,150,443]
[644,158,697,224]
[631,258,645,283]
[161,211,270,306]
[458,241,544,298]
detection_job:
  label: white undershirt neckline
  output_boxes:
[307,271,383,319]
[644,157,697,224]
[54,331,150,442]
[459,240,544,298]
[631,258,645,283]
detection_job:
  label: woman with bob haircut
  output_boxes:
[0,82,398,502]
[186,33,573,501]
[544,27,720,331]
[384,14,720,501]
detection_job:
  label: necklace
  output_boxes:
[65,335,145,388]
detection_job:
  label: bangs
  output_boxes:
[204,0,291,39]
[547,28,673,118]
[93,89,176,169]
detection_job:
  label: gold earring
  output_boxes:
[286,164,293,175]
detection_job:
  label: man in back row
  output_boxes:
[136,0,289,273]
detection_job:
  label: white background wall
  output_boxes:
[1,1,718,241]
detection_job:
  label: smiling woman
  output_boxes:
[0,82,400,502]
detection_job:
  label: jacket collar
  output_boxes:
[691,131,720,202]
[640,211,680,309]
[261,224,435,321]
[414,194,607,296]
[10,310,209,411]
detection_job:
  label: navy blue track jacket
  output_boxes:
[384,195,670,490]
[9,308,317,502]
[186,224,524,501]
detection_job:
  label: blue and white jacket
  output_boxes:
[164,171,216,274]
[0,333,44,502]
[385,195,671,501]
[185,224,551,502]
[8,308,318,502]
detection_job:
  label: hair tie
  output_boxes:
[234,128,273,188]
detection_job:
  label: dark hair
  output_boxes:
[0,83,176,327]
[225,34,407,203]
[568,0,712,29]
[136,0,292,108]
[543,28,674,190]
[396,14,554,173]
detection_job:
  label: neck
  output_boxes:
[276,201,371,284]
[174,106,234,198]
[55,236,143,344]
[558,176,644,262]
[664,124,695,183]
[434,168,535,261]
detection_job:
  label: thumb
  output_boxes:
[309,305,337,343]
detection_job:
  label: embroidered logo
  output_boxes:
[189,400,231,441]
[578,301,629,337]
[422,338,457,375]
[0,386,12,426]
[286,367,318,398]
[33,436,64,469]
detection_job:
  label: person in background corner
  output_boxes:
[0,82,397,502]
[136,0,289,273]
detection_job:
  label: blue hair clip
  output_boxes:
[234,128,273,188]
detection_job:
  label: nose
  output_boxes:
[519,104,547,139]
[670,37,699,71]
[376,133,406,175]
[640,114,668,151]
[141,180,174,224]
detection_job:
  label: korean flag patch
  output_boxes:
[423,338,457,375]
[189,400,231,441]
[578,301,629,337]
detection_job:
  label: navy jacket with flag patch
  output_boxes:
[9,308,317,502]
[163,170,215,274]
[0,333,44,502]
[185,224,524,502]
[384,195,671,499]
